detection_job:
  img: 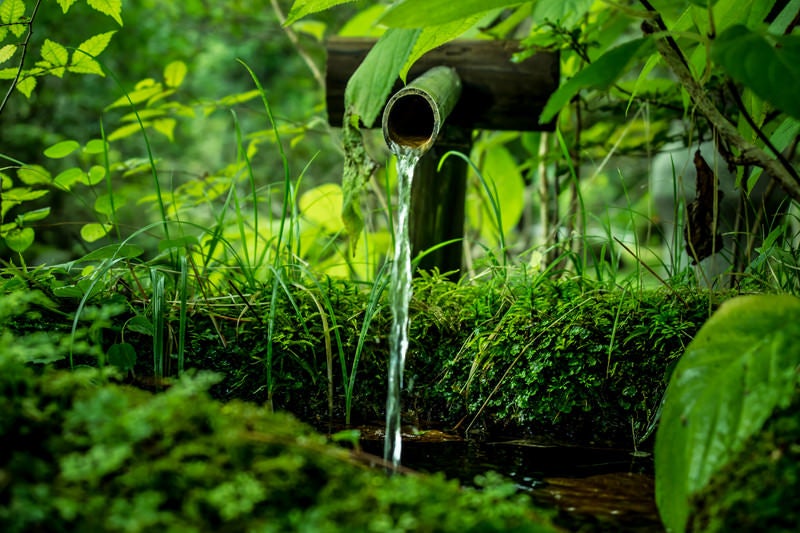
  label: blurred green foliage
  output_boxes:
[0,325,558,532]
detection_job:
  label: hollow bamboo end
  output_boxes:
[382,67,461,155]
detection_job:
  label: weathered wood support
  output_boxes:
[326,38,560,274]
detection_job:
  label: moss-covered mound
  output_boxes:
[687,391,800,533]
[4,270,714,447]
[0,353,557,533]
[184,274,712,445]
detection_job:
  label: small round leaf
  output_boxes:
[4,227,34,252]
[80,222,112,242]
[84,139,109,155]
[44,140,81,159]
[108,343,137,372]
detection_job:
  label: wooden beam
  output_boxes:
[326,38,559,131]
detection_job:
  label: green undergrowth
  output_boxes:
[188,272,712,445]
[687,389,800,533]
[4,266,714,446]
[0,351,558,533]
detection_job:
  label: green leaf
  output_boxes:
[126,315,153,336]
[0,67,18,79]
[80,165,107,186]
[532,0,594,27]
[339,4,387,37]
[0,44,16,65]
[107,122,147,142]
[87,0,123,26]
[0,0,24,22]
[68,59,103,76]
[655,295,800,533]
[15,75,35,97]
[80,222,112,242]
[285,0,356,25]
[106,80,163,109]
[54,167,85,190]
[769,0,800,34]
[399,16,481,82]
[164,60,187,88]
[380,0,523,28]
[71,31,116,75]
[540,37,653,123]
[83,139,108,155]
[44,139,80,159]
[94,193,124,215]
[4,227,34,252]
[41,39,69,77]
[712,25,800,121]
[18,207,50,223]
[56,0,78,13]
[152,118,177,141]
[345,28,420,128]
[75,243,143,262]
[0,0,25,37]
[299,183,344,232]
[3,187,48,205]
[108,342,136,372]
[292,20,327,41]
[17,165,51,185]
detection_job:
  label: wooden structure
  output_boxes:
[326,38,559,274]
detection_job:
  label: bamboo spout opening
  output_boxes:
[382,66,461,154]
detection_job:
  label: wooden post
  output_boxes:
[326,38,559,274]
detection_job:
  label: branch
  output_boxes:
[642,20,800,203]
[0,0,43,117]
[270,0,326,92]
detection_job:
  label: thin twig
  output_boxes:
[725,80,800,183]
[0,0,42,117]
[641,19,800,203]
[270,0,326,92]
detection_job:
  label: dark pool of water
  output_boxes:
[360,437,662,532]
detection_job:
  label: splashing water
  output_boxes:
[384,144,422,468]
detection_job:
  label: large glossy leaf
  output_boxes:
[399,16,481,82]
[712,25,800,121]
[655,294,800,533]
[299,183,344,233]
[540,37,653,123]
[344,28,419,128]
[380,0,523,28]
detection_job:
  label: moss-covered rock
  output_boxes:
[178,273,712,446]
[0,352,557,533]
[4,269,715,447]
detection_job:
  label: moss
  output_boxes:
[0,354,557,533]
[687,392,800,533]
[5,270,715,446]
[114,273,713,445]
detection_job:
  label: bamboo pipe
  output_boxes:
[382,66,461,154]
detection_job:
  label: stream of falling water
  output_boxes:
[384,144,422,468]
